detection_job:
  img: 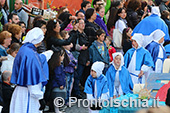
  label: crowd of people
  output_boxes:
[1,0,170,113]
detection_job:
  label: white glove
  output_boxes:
[41,50,53,61]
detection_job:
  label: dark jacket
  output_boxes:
[84,20,101,46]
[126,8,140,29]
[163,18,170,35]
[2,82,14,113]
[46,33,75,50]
[11,37,20,45]
[37,41,46,53]
[52,65,66,88]
[89,41,109,65]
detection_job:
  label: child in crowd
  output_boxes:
[106,52,133,98]
[84,61,109,113]
[48,46,66,113]
[1,43,20,73]
[104,36,116,62]
[122,27,132,54]
[144,29,166,73]
[124,33,154,84]
[89,29,109,73]
[63,43,78,105]
[1,71,14,113]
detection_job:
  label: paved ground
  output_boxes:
[65,102,88,113]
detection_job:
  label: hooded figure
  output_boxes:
[132,6,170,42]
[84,61,109,113]
[106,52,133,98]
[10,28,53,113]
[124,33,154,84]
[145,29,166,73]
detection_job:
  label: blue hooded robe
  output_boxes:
[106,65,133,97]
[84,74,109,99]
[132,14,170,42]
[11,43,49,87]
[145,41,166,70]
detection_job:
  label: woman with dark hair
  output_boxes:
[126,0,141,29]
[122,27,132,54]
[115,8,128,34]
[0,0,9,25]
[137,1,150,20]
[18,21,26,40]
[161,10,170,35]
[45,19,75,50]
[84,8,101,46]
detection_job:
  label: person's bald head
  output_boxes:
[2,71,12,82]
[14,0,23,10]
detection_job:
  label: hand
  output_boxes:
[86,61,90,66]
[81,45,88,50]
[69,16,77,20]
[0,56,8,62]
[74,66,77,69]
[113,95,116,99]
[39,99,46,110]
[138,70,144,78]
[60,86,64,89]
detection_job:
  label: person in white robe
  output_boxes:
[124,33,154,84]
[84,61,109,113]
[10,28,53,113]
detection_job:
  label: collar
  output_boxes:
[3,81,11,86]
[7,54,15,60]
[0,44,7,50]
[15,7,23,13]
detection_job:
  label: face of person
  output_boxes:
[15,30,22,40]
[158,37,164,44]
[78,19,85,31]
[132,39,138,49]
[104,38,111,47]
[0,0,5,6]
[97,33,105,42]
[84,3,91,11]
[94,1,104,8]
[54,22,61,33]
[14,0,22,10]
[91,70,97,78]
[114,55,121,67]
[126,28,132,38]
[21,23,26,34]
[41,25,47,35]
[11,50,18,58]
[77,12,85,19]
[4,36,12,47]
[91,10,97,21]
[12,15,20,24]
[118,9,127,19]
[98,7,105,18]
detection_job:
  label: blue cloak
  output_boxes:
[11,43,49,87]
[124,47,154,70]
[145,41,166,70]
[132,14,170,42]
[106,65,133,97]
[165,44,170,57]
[84,74,108,99]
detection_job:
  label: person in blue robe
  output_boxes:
[10,28,53,113]
[144,29,166,73]
[84,61,109,113]
[124,33,154,84]
[132,6,170,42]
[106,52,133,98]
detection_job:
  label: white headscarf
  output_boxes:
[151,6,161,17]
[91,61,105,78]
[112,52,124,67]
[132,33,144,48]
[22,27,44,44]
[143,29,165,47]
[152,29,165,43]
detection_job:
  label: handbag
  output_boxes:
[112,29,122,49]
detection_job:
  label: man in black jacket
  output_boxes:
[1,71,14,113]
